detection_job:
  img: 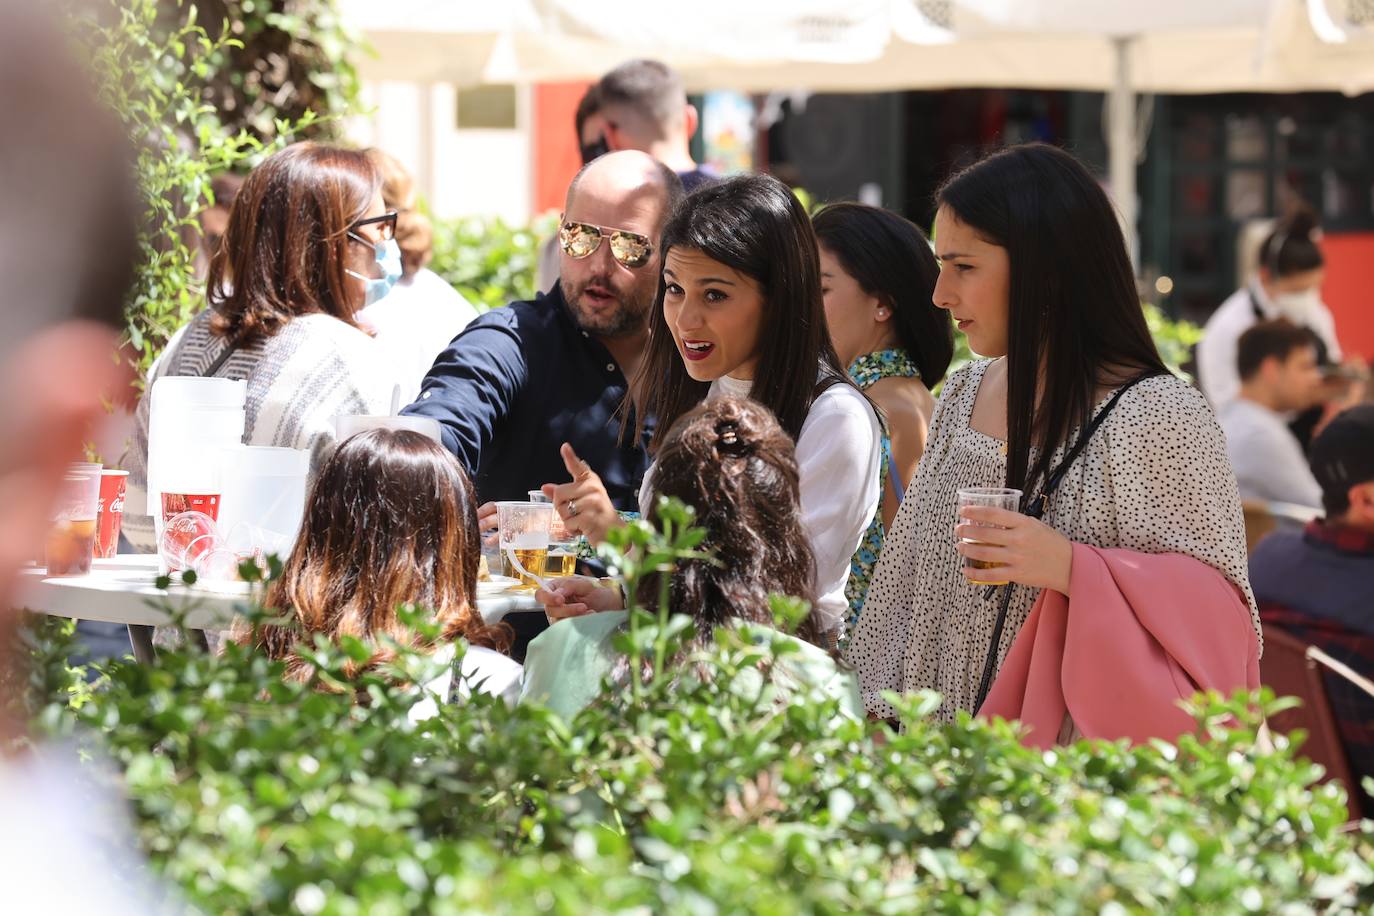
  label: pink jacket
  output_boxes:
[979,544,1260,748]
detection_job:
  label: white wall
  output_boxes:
[345,81,532,223]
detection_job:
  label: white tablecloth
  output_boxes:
[13,555,543,629]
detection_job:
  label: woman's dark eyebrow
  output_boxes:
[936,251,977,261]
[663,265,738,286]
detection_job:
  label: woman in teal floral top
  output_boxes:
[814,203,953,646]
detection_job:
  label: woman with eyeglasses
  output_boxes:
[538,174,883,644]
[124,142,401,550]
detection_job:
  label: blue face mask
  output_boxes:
[348,238,403,307]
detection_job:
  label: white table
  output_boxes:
[14,555,545,662]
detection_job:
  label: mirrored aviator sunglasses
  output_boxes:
[559,221,653,268]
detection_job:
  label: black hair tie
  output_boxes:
[714,420,751,458]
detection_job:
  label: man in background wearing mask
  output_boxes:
[538,60,715,292]
[0,1,169,910]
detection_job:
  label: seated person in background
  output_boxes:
[234,428,520,710]
[1251,405,1374,804]
[521,396,861,720]
[358,148,478,403]
[1218,319,1325,508]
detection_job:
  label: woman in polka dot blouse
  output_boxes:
[844,144,1260,731]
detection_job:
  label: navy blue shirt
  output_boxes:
[1250,522,1374,636]
[403,283,651,509]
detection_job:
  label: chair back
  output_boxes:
[1242,501,1276,553]
[1260,623,1364,820]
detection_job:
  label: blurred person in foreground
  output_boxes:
[123,142,400,550]
[524,396,860,721]
[1251,406,1374,806]
[0,1,166,910]
[1218,319,1326,508]
[538,60,716,292]
[357,148,478,402]
[234,428,520,713]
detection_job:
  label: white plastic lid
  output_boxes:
[149,376,247,410]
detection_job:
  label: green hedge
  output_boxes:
[428,212,559,313]
[13,501,1374,914]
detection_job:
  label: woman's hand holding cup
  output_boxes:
[955,505,1073,597]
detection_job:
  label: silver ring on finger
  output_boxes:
[566,499,579,517]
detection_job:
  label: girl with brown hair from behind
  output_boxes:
[236,428,519,710]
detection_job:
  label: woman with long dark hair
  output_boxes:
[812,202,952,643]
[125,142,403,549]
[542,174,882,639]
[847,144,1260,742]
[524,396,859,719]
[236,428,519,707]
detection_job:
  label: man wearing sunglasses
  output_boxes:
[404,151,683,644]
[538,61,716,294]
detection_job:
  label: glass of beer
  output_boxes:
[529,490,578,578]
[956,487,1023,587]
[46,469,102,576]
[496,501,554,590]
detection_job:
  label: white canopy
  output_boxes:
[343,0,1374,262]
[344,0,1374,95]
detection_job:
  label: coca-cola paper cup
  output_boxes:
[95,470,129,559]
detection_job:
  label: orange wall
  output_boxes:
[1322,231,1374,361]
[532,81,593,217]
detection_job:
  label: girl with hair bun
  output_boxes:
[1198,205,1365,437]
[522,396,861,720]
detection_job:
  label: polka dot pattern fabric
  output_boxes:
[843,359,1259,722]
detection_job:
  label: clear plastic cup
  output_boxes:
[496,501,553,591]
[46,469,101,576]
[956,487,1023,587]
[529,490,578,579]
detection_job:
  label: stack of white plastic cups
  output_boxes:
[145,377,246,573]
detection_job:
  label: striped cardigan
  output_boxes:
[123,309,393,551]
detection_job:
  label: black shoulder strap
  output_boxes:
[975,369,1161,714]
